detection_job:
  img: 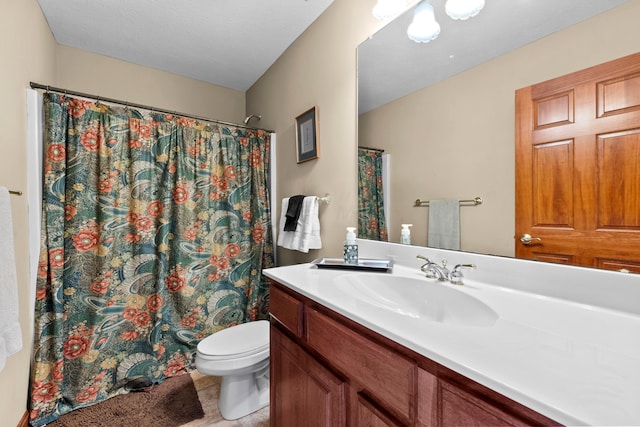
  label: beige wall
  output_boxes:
[246,0,384,266]
[359,1,640,257]
[0,1,56,425]
[56,45,246,124]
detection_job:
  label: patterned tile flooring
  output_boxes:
[182,371,270,427]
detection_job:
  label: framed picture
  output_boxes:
[295,106,319,163]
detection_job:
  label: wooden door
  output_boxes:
[516,52,640,272]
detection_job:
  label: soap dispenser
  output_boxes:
[400,224,413,245]
[343,227,358,265]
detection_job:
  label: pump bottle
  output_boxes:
[343,227,358,264]
[400,224,413,245]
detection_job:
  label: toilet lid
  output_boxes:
[197,320,269,358]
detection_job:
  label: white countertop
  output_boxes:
[264,241,640,426]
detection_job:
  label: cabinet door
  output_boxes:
[440,381,528,427]
[356,393,404,427]
[306,308,415,424]
[271,325,347,427]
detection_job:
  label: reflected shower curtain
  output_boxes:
[29,93,274,426]
[358,148,388,241]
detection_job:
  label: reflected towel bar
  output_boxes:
[414,197,482,207]
[8,190,22,196]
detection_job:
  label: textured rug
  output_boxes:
[47,374,205,427]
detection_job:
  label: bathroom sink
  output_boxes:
[331,274,498,327]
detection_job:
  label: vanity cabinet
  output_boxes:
[269,279,560,426]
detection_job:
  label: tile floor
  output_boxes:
[182,371,269,427]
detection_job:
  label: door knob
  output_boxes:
[520,234,542,245]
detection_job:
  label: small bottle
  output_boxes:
[343,227,359,265]
[400,224,413,245]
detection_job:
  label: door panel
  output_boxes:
[598,72,640,117]
[532,140,574,227]
[516,52,640,270]
[534,91,574,129]
[598,130,640,229]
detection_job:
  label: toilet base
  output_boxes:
[218,362,270,420]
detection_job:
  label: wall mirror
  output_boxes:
[357,0,635,262]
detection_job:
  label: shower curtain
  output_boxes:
[29,93,274,426]
[358,148,388,241]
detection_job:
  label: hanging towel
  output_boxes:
[277,196,322,253]
[0,187,22,372]
[284,194,305,231]
[427,199,460,250]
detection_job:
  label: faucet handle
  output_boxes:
[450,264,476,285]
[417,255,437,274]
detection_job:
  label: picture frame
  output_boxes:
[295,106,319,163]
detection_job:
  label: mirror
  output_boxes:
[357,0,635,258]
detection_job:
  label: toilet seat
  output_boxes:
[197,320,269,360]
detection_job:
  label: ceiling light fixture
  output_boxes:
[372,0,407,20]
[445,0,485,20]
[407,2,440,43]
[403,0,484,43]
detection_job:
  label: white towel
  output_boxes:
[0,187,22,372]
[277,196,322,253]
[427,199,460,250]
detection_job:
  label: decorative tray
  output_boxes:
[311,257,393,273]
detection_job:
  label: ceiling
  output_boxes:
[36,0,631,103]
[358,0,631,114]
[37,0,336,92]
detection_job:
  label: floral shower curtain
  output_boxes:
[29,93,274,426]
[358,148,388,241]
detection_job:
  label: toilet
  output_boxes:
[195,320,270,420]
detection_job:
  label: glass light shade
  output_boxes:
[445,0,485,20]
[407,2,441,43]
[372,0,406,20]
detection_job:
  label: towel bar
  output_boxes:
[414,197,482,207]
[316,194,331,205]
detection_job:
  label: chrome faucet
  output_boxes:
[417,255,450,281]
[417,255,476,285]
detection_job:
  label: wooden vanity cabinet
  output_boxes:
[269,279,560,426]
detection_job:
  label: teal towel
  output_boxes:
[427,199,460,250]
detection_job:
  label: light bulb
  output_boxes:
[407,2,440,43]
[445,0,485,20]
[372,0,406,20]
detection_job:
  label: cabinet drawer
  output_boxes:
[306,308,415,423]
[269,283,304,338]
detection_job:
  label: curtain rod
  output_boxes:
[358,146,384,153]
[29,82,275,133]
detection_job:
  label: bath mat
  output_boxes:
[47,373,204,427]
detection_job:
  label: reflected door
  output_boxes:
[516,52,640,272]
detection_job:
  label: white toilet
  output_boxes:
[195,320,270,420]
